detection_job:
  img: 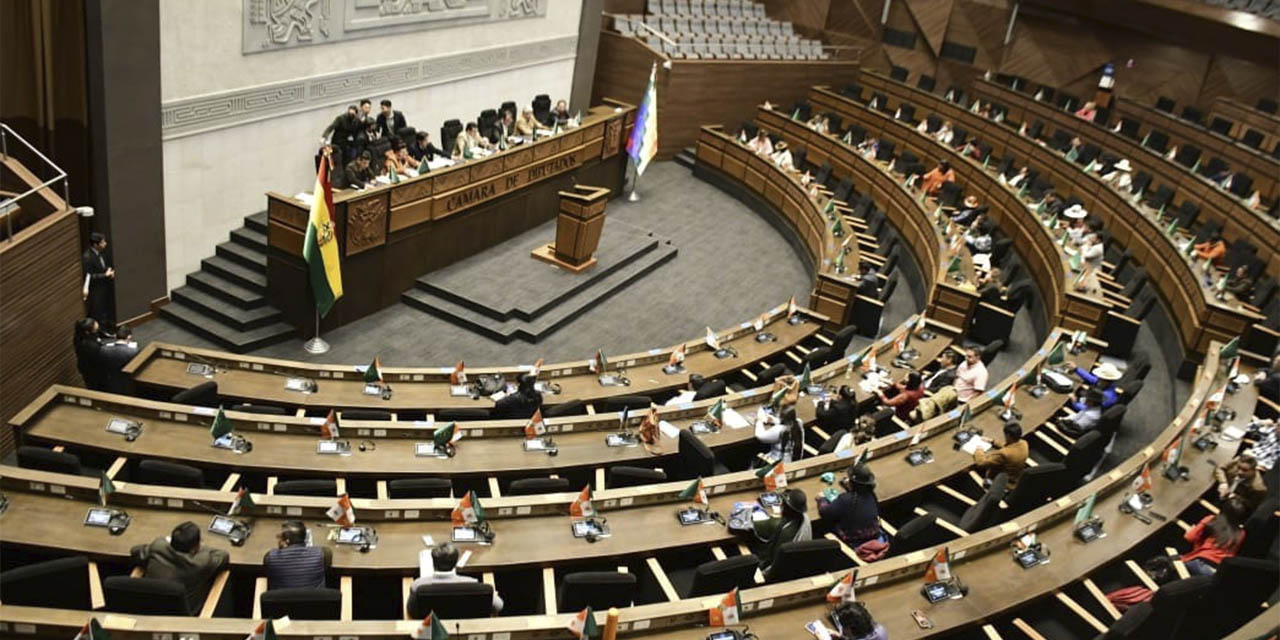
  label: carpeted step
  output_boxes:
[230,226,268,251]
[170,285,282,331]
[158,300,294,353]
[244,211,268,233]
[201,255,266,292]
[215,240,267,271]
[186,270,268,310]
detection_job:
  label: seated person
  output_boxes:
[815,385,857,436]
[263,521,332,590]
[1063,211,1088,244]
[807,113,829,134]
[385,141,415,176]
[549,99,572,126]
[856,136,879,159]
[1006,165,1030,189]
[494,110,517,142]
[1181,496,1248,576]
[964,220,994,255]
[74,317,107,391]
[756,406,804,464]
[131,521,230,615]
[855,262,880,297]
[976,267,1007,302]
[1070,362,1121,410]
[1040,191,1066,217]
[343,153,375,190]
[770,374,800,409]
[1074,100,1098,122]
[876,371,925,420]
[1255,354,1280,404]
[1101,158,1133,191]
[1225,265,1255,300]
[747,130,773,156]
[453,122,493,159]
[832,601,889,640]
[816,464,883,548]
[1078,232,1105,268]
[1215,453,1268,512]
[1059,387,1105,438]
[665,373,705,406]
[771,141,794,171]
[1194,230,1228,267]
[491,373,542,419]
[973,421,1029,490]
[411,543,504,614]
[750,488,812,573]
[516,108,547,137]
[954,347,989,403]
[934,120,955,146]
[920,161,955,197]
[924,351,962,393]
[409,131,449,163]
[951,195,987,226]
[1064,137,1084,162]
[100,323,140,394]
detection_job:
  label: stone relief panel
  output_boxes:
[243,0,544,53]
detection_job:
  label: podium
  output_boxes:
[531,184,611,273]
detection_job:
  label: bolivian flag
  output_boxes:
[304,154,343,317]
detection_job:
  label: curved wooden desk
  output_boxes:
[1212,97,1280,151]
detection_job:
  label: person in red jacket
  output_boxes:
[1181,496,1249,576]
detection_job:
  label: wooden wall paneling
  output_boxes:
[1199,54,1280,119]
[904,0,955,57]
[761,0,832,33]
[946,0,1011,72]
[0,209,84,457]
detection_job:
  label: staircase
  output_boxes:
[159,212,295,352]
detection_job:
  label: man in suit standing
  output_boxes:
[410,543,504,613]
[376,99,407,140]
[82,232,115,331]
[131,521,229,614]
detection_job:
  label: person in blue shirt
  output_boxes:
[1070,362,1122,411]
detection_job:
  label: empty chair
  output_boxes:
[1097,601,1153,639]
[895,103,916,123]
[878,273,897,303]
[1144,183,1175,210]
[387,478,453,499]
[1116,117,1141,140]
[800,346,834,371]
[1061,430,1105,481]
[869,91,890,112]
[1003,462,1069,515]
[683,554,760,597]
[437,408,490,421]
[598,395,653,413]
[916,74,936,92]
[832,176,855,202]
[170,380,219,406]
[543,400,585,417]
[814,162,832,186]
[1209,117,1233,136]
[441,119,463,149]
[274,479,338,497]
[889,65,908,82]
[1154,96,1176,112]
[406,582,495,620]
[17,445,82,475]
[0,556,93,609]
[841,83,864,102]
[1180,105,1204,125]
[507,477,571,495]
[676,429,727,479]
[103,576,190,615]
[1208,557,1279,631]
[1143,130,1170,153]
[260,587,342,620]
[956,474,1008,532]
[342,409,392,420]
[608,466,668,488]
[233,403,289,416]
[559,572,638,611]
[891,513,951,554]
[1227,172,1254,198]
[1258,97,1279,114]
[817,429,849,455]
[138,459,205,489]
[980,339,1005,365]
[1173,144,1201,169]
[762,539,842,582]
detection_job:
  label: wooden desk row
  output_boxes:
[1212,96,1280,151]
[853,73,1272,365]
[125,309,820,413]
[265,103,634,330]
[963,77,1280,275]
[0,336,1221,639]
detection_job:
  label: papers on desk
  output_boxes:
[449,385,470,397]
[972,253,991,272]
[294,192,314,204]
[375,175,391,185]
[961,437,993,455]
[426,157,454,170]
[1221,425,1247,441]
[658,420,680,439]
[857,371,891,395]
[665,390,696,406]
[722,407,750,430]
[418,548,433,578]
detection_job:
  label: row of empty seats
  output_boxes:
[646,0,767,18]
[621,14,797,39]
[646,36,827,60]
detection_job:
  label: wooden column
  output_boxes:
[532,184,611,272]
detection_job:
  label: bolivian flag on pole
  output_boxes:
[304,152,344,317]
[627,62,659,177]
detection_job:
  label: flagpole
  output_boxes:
[626,157,641,202]
[303,306,330,354]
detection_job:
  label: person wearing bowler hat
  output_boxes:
[951,194,988,226]
[753,488,813,573]
[1101,158,1133,191]
[1071,361,1123,410]
[817,464,882,548]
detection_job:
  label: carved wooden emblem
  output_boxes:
[346,196,388,256]
[603,117,623,159]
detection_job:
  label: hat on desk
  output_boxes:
[1113,158,1133,172]
[963,195,980,208]
[1064,204,1087,219]
[1091,362,1123,381]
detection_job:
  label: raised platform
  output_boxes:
[401,217,677,343]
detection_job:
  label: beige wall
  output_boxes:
[158,0,582,290]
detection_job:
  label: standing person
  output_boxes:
[376,99,406,140]
[130,522,230,615]
[973,421,1029,490]
[263,521,331,590]
[1181,497,1249,576]
[74,317,106,391]
[82,232,115,330]
[321,105,363,161]
[817,464,882,548]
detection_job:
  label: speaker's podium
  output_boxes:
[531,184,611,273]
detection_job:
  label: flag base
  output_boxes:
[627,189,640,202]
[304,336,331,354]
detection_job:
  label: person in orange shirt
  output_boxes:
[920,161,955,197]
[1194,230,1228,267]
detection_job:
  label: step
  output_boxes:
[201,255,267,292]
[215,240,267,271]
[186,270,268,310]
[230,226,268,251]
[673,147,698,170]
[171,285,282,331]
[413,239,659,322]
[158,300,294,353]
[244,211,268,233]
[401,243,677,344]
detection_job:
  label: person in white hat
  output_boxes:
[952,194,986,225]
[1070,361,1122,410]
[1101,158,1133,191]
[1064,208,1089,244]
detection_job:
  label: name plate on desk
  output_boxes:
[450,385,471,397]
[362,383,384,396]
[606,433,639,447]
[186,363,214,377]
[415,442,449,458]
[285,377,317,393]
[597,374,628,387]
[316,440,351,455]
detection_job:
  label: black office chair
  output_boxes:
[1003,463,1068,516]
[683,555,760,597]
[607,466,667,488]
[1208,117,1233,136]
[1227,172,1253,198]
[342,409,392,420]
[233,403,289,416]
[841,84,863,102]
[676,429,726,479]
[1061,430,1105,482]
[878,274,897,303]
[799,346,833,372]
[558,572,637,611]
[937,181,964,208]
[544,400,585,417]
[441,119,463,150]
[692,379,727,401]
[979,339,1004,365]
[891,513,950,554]
[832,176,854,202]
[1154,96,1176,112]
[1208,557,1279,630]
[103,576,190,615]
[1140,575,1214,639]
[597,395,653,413]
[791,147,808,171]
[815,162,832,186]
[397,126,417,147]
[754,363,787,387]
[1180,105,1204,125]
[1096,403,1129,452]
[170,380,219,406]
[17,445,83,475]
[387,478,453,499]
[846,125,867,145]
[1116,380,1144,405]
[1241,128,1264,150]
[916,74,936,92]
[508,477,571,495]
[956,474,1008,532]
[407,582,494,619]
[437,408,491,421]
[0,556,93,609]
[1173,145,1201,170]
[260,587,343,620]
[274,479,338,497]
[1257,97,1278,114]
[137,459,205,489]
[889,66,908,82]
[1096,601,1152,639]
[875,140,894,163]
[896,103,916,124]
[763,539,841,582]
[792,100,812,122]
[817,429,849,455]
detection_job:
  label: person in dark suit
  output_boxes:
[100,323,140,394]
[491,374,543,419]
[74,317,107,391]
[131,521,229,615]
[855,263,880,298]
[376,100,407,140]
[82,232,115,330]
[815,385,856,435]
[493,110,516,143]
[924,350,962,393]
[321,105,364,162]
[343,153,375,190]
[410,131,449,164]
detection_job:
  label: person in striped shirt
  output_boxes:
[263,521,331,590]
